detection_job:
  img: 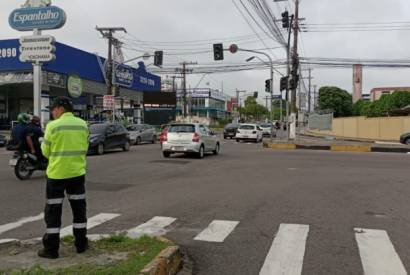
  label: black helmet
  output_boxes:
[50,96,73,112]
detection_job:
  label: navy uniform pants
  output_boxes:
[42,175,87,253]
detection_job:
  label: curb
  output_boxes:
[140,241,184,275]
[263,143,296,150]
[331,145,371,153]
[264,143,410,154]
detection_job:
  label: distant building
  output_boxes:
[227,97,238,113]
[369,87,410,102]
[362,94,370,102]
[176,88,230,123]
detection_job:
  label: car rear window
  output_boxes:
[260,124,272,128]
[225,123,238,128]
[168,125,196,133]
[239,125,255,130]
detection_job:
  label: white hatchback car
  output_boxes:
[236,124,263,143]
[162,123,220,158]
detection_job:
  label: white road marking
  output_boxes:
[0,213,44,235]
[0,238,18,244]
[355,228,407,275]
[194,220,239,243]
[259,223,309,275]
[60,213,120,237]
[127,216,176,239]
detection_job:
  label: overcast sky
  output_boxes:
[2,0,410,103]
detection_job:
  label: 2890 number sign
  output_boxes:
[0,48,17,59]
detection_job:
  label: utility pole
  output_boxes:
[308,68,313,113]
[236,89,246,123]
[96,27,127,96]
[179,61,197,118]
[313,85,318,111]
[289,0,300,139]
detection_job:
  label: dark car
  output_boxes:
[223,123,239,139]
[0,134,6,147]
[400,132,410,145]
[88,123,131,155]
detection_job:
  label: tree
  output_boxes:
[239,96,269,121]
[353,91,410,117]
[318,86,353,117]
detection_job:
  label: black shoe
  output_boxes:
[38,249,59,259]
[76,242,89,254]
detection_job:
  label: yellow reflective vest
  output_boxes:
[41,112,89,180]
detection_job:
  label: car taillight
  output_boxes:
[160,130,168,143]
[192,132,200,142]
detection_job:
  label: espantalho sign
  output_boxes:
[9,5,66,31]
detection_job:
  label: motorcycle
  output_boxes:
[9,151,46,180]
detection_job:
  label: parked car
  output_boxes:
[223,123,239,139]
[88,123,130,155]
[236,124,263,143]
[0,134,6,147]
[400,132,410,145]
[127,124,157,145]
[161,123,220,159]
[259,123,276,137]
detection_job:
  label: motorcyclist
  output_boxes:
[25,115,46,168]
[8,113,30,151]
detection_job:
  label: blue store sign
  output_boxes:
[115,65,134,88]
[9,6,66,31]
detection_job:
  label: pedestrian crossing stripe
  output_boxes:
[60,213,120,237]
[355,228,407,275]
[259,223,309,275]
[0,213,44,235]
[194,220,239,243]
[127,216,176,239]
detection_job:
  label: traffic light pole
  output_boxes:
[290,0,300,140]
[238,48,274,142]
[285,15,294,141]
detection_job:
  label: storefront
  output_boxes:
[0,39,161,129]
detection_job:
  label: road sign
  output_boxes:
[9,6,66,31]
[114,65,134,88]
[103,95,115,110]
[19,35,55,63]
[272,95,282,100]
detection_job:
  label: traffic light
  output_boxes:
[213,43,224,61]
[289,75,299,90]
[253,92,258,99]
[154,51,163,67]
[280,76,288,91]
[281,11,289,29]
[265,79,271,93]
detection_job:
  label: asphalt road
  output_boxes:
[0,140,409,274]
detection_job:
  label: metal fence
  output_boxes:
[308,113,333,131]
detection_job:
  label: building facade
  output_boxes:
[176,88,230,124]
[0,39,161,129]
[369,87,410,102]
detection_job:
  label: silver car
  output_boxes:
[127,124,157,145]
[162,123,220,159]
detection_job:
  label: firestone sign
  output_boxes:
[9,5,66,31]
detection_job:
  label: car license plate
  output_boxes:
[243,135,248,138]
[9,159,17,166]
[173,146,184,151]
